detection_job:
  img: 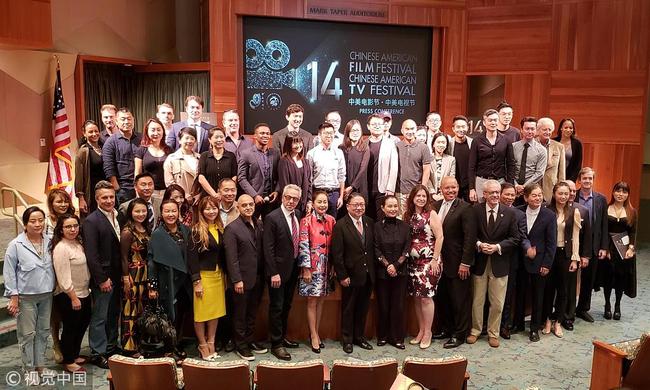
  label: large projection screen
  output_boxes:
[243,16,433,134]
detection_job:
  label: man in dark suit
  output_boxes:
[82,180,121,369]
[272,103,314,152]
[513,183,557,342]
[238,123,280,219]
[331,193,375,354]
[575,167,608,323]
[224,194,267,361]
[263,184,303,360]
[467,180,520,348]
[117,172,160,230]
[165,95,214,153]
[433,177,477,349]
[564,179,592,330]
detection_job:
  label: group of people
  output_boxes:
[3,96,638,379]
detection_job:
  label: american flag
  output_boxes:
[46,67,74,194]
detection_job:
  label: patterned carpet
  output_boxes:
[0,246,647,389]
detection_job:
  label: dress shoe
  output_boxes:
[604,310,612,320]
[283,339,299,348]
[224,339,236,353]
[488,337,500,348]
[613,310,621,321]
[444,337,463,349]
[89,355,109,369]
[271,346,291,361]
[311,346,321,354]
[466,335,478,344]
[510,324,525,333]
[377,339,387,346]
[561,320,574,331]
[343,343,353,354]
[529,331,540,342]
[432,331,449,340]
[392,342,406,350]
[354,339,373,350]
[500,327,511,340]
[576,311,595,323]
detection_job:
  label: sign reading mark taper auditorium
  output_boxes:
[305,0,389,23]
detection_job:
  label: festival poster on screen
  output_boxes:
[243,17,433,134]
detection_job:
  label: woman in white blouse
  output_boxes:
[427,133,456,201]
[164,127,201,205]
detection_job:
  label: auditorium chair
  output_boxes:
[402,355,469,390]
[590,332,650,390]
[107,355,183,390]
[182,358,251,390]
[254,359,328,390]
[330,358,399,390]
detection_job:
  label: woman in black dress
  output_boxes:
[339,119,369,203]
[373,195,410,349]
[197,127,238,200]
[135,118,171,199]
[553,118,583,182]
[277,135,312,213]
[74,120,105,216]
[596,181,637,320]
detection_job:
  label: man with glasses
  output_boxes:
[332,193,375,354]
[468,109,516,203]
[496,102,520,144]
[307,122,346,216]
[314,110,344,149]
[263,185,303,360]
[425,111,443,152]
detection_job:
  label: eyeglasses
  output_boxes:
[63,224,79,230]
[284,195,300,202]
[348,203,365,208]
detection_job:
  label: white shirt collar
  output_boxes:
[485,203,499,214]
[526,206,541,216]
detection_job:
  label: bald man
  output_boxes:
[396,119,432,215]
[224,194,267,360]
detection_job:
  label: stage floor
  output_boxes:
[0,246,647,389]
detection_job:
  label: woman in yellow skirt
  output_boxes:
[188,196,226,360]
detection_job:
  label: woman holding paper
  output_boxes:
[595,181,637,321]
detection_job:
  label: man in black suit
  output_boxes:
[82,180,121,369]
[433,177,477,349]
[575,167,608,323]
[238,123,279,219]
[165,95,214,153]
[225,194,267,361]
[263,184,303,360]
[117,172,160,230]
[563,179,592,330]
[467,180,520,348]
[272,103,314,152]
[331,193,375,354]
[513,183,557,342]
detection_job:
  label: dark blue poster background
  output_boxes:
[243,17,433,134]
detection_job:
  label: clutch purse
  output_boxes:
[610,232,630,259]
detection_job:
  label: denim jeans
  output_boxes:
[16,293,52,370]
[89,286,120,356]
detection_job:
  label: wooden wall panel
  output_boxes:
[548,71,646,144]
[466,3,552,72]
[0,0,52,49]
[582,143,643,200]
[504,73,550,118]
[553,0,650,71]
[440,73,466,129]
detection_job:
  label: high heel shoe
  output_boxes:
[419,332,432,349]
[604,303,612,320]
[613,304,621,320]
[542,320,552,335]
[198,344,216,361]
[552,322,563,338]
[207,341,220,359]
[409,334,423,345]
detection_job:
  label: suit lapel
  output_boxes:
[492,205,505,233]
[97,211,119,240]
[444,198,459,225]
[345,216,364,249]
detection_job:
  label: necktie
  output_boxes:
[488,209,496,232]
[147,202,155,230]
[518,143,529,184]
[439,201,450,222]
[356,218,364,236]
[291,212,299,258]
[195,124,202,151]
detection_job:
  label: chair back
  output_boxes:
[108,355,180,390]
[331,358,398,390]
[256,359,324,390]
[182,358,251,390]
[402,356,468,390]
[622,333,650,389]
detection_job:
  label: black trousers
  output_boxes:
[543,249,571,323]
[437,274,471,339]
[216,288,234,344]
[232,276,264,350]
[500,256,519,328]
[577,251,598,313]
[565,267,578,321]
[55,294,91,364]
[514,269,546,331]
[267,266,299,347]
[341,276,373,345]
[375,275,407,344]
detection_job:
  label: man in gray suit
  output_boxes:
[117,172,161,230]
[166,95,214,153]
[224,194,267,360]
[238,123,279,219]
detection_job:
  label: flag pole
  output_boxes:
[53,54,60,70]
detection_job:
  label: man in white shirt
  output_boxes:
[307,122,346,216]
[313,110,344,149]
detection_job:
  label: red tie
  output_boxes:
[291,212,299,258]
